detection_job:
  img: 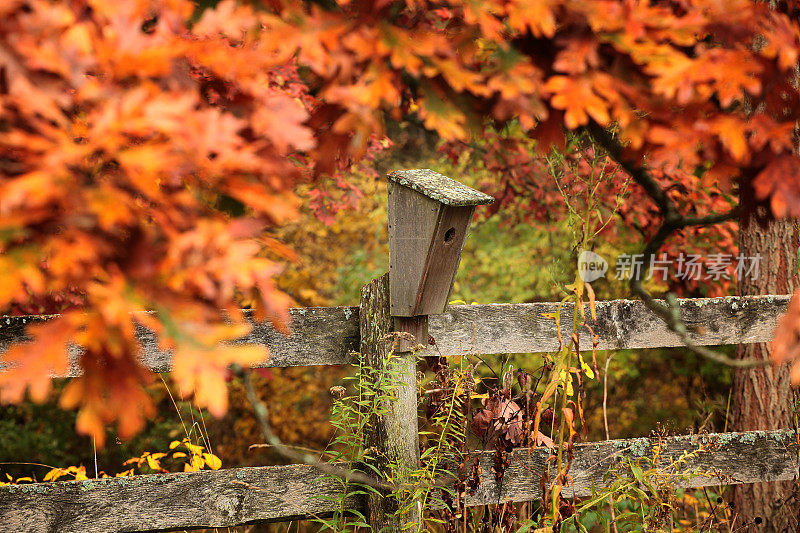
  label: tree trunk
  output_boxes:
[732,192,800,532]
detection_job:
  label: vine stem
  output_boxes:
[553,154,597,524]
[603,352,620,533]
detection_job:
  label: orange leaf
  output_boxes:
[544,75,610,129]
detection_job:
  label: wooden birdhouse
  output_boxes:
[388,169,494,318]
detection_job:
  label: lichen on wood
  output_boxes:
[388,169,494,207]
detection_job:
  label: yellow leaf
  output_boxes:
[559,370,575,396]
[73,467,88,481]
[203,453,222,470]
[185,442,204,455]
[190,454,205,470]
[44,468,69,482]
[146,454,162,471]
[172,452,187,459]
[579,354,595,379]
[584,282,597,321]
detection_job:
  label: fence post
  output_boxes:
[360,273,422,530]
[359,170,494,530]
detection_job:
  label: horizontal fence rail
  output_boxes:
[0,295,790,376]
[0,430,796,532]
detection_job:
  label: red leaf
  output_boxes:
[752,155,800,218]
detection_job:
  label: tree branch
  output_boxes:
[230,364,399,492]
[585,123,765,368]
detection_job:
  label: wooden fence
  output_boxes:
[0,293,798,532]
[0,170,798,532]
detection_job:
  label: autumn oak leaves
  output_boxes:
[3,0,800,442]
[0,0,305,443]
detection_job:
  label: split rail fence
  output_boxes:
[0,170,798,532]
[0,294,798,532]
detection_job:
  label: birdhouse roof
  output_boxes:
[388,169,495,207]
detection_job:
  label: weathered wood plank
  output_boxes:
[0,430,795,531]
[130,307,361,372]
[0,306,361,375]
[412,204,475,316]
[0,463,356,533]
[388,178,440,317]
[423,295,791,357]
[0,295,790,376]
[360,274,422,530]
[458,429,799,507]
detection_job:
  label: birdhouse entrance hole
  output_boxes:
[444,227,456,243]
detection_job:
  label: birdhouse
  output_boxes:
[388,169,494,318]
